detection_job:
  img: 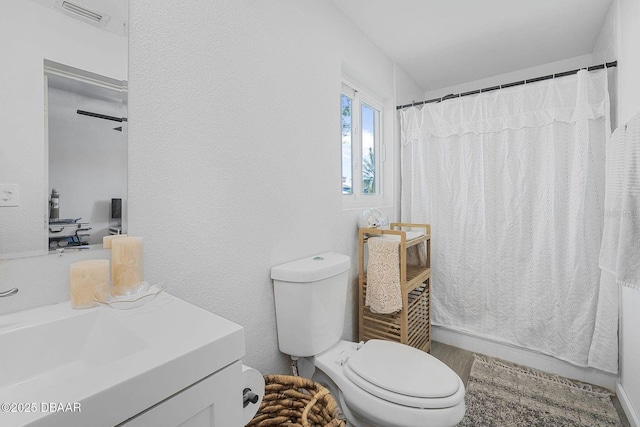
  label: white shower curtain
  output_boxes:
[400,69,618,373]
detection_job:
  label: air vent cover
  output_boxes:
[54,0,111,26]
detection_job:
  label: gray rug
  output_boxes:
[458,355,621,426]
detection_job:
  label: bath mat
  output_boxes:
[458,355,621,426]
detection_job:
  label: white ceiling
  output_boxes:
[28,1,612,92]
[330,0,613,91]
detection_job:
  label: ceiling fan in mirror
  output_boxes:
[76,109,127,131]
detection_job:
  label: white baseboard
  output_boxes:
[617,382,640,427]
[433,325,619,390]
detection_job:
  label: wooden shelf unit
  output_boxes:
[358,223,431,352]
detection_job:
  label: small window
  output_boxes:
[341,93,353,195]
[361,102,378,194]
[341,82,383,205]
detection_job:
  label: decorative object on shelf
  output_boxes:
[111,236,144,296]
[96,282,166,310]
[49,188,60,220]
[109,197,124,235]
[70,259,110,309]
[111,198,122,219]
[103,234,128,248]
[357,208,389,229]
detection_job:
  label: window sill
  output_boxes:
[342,196,392,211]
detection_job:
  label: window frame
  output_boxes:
[341,80,386,208]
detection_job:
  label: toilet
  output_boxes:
[271,252,466,427]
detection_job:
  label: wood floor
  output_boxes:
[430,341,631,427]
[430,341,475,386]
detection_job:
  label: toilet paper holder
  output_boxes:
[243,387,259,408]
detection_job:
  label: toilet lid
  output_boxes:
[345,340,460,401]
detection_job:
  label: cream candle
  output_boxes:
[103,234,129,249]
[111,236,144,296]
[70,259,110,309]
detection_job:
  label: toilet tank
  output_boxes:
[271,252,350,358]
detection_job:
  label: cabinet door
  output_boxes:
[120,361,243,427]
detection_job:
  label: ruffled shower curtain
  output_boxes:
[400,69,618,373]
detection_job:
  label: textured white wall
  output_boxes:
[592,1,619,129]
[128,0,409,375]
[395,65,426,107]
[617,0,640,126]
[0,1,422,378]
[592,1,618,65]
[0,1,127,258]
[422,54,595,102]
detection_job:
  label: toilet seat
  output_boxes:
[344,340,462,409]
[314,340,466,427]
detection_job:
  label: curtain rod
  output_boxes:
[396,60,617,110]
[77,110,128,122]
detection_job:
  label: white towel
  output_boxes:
[599,125,625,275]
[366,237,402,314]
[600,111,640,290]
[616,112,640,289]
[380,230,425,241]
[380,230,427,267]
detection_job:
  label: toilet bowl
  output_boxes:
[271,252,466,427]
[309,340,465,427]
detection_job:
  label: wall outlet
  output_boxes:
[0,184,19,207]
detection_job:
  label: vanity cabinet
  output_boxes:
[358,223,431,352]
[121,361,242,427]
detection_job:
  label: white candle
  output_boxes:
[103,234,128,249]
[111,237,144,296]
[70,259,110,309]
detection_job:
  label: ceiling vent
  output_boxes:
[54,0,110,26]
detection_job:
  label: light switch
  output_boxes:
[0,184,19,207]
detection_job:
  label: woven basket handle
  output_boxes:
[301,389,346,427]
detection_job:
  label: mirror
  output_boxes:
[0,0,128,259]
[46,61,128,250]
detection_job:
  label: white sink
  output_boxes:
[0,311,147,396]
[0,292,245,427]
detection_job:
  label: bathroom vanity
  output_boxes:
[0,293,245,426]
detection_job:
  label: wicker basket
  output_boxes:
[246,374,346,427]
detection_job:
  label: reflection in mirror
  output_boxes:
[45,62,128,250]
[0,0,128,259]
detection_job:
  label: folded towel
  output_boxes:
[379,230,425,241]
[380,230,427,267]
[366,237,402,314]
